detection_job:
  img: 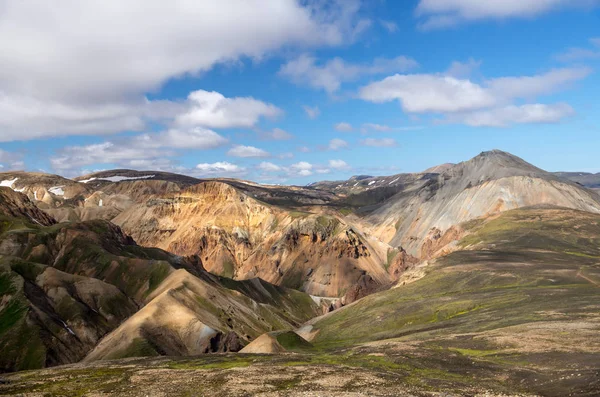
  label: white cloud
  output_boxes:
[452,103,575,127]
[261,128,294,140]
[362,123,393,132]
[0,0,367,140]
[279,54,418,93]
[303,105,321,119]
[258,162,282,172]
[142,127,229,149]
[358,66,590,126]
[361,123,426,133]
[290,161,313,176]
[360,138,398,147]
[329,138,349,150]
[329,159,350,170]
[486,67,592,100]
[446,58,482,78]
[360,74,496,113]
[556,37,600,62]
[298,146,311,153]
[415,0,599,30]
[380,20,399,33]
[195,162,246,177]
[51,142,172,172]
[227,145,270,158]
[334,122,354,132]
[49,127,228,173]
[175,90,282,129]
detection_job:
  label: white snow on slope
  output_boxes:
[368,181,376,186]
[389,178,399,185]
[0,178,18,188]
[49,186,65,196]
[79,175,155,183]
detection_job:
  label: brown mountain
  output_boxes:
[0,189,317,372]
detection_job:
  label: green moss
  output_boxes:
[338,208,353,216]
[449,348,503,358]
[289,211,310,219]
[0,271,16,295]
[0,299,28,335]
[274,331,314,352]
[105,338,160,360]
[147,262,171,292]
[10,260,46,281]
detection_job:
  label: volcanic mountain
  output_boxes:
[2,151,600,396]
[0,187,317,372]
[2,150,599,302]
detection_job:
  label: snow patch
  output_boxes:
[0,178,18,188]
[389,178,399,185]
[33,191,38,201]
[98,199,103,207]
[368,181,376,186]
[49,186,65,196]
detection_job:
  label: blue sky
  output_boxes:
[0,0,599,183]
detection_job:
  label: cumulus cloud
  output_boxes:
[361,123,426,133]
[290,161,313,176]
[329,159,350,170]
[260,128,294,140]
[0,0,367,141]
[303,105,321,119]
[450,103,576,127]
[360,74,496,113]
[141,127,229,149]
[358,66,590,126]
[334,122,354,132]
[50,127,228,173]
[362,123,393,132]
[257,162,282,172]
[329,138,349,150]
[485,67,592,100]
[195,162,246,177]
[175,90,282,129]
[279,54,418,93]
[360,138,398,147]
[50,142,173,172]
[227,145,270,158]
[415,0,599,30]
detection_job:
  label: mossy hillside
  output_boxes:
[0,267,47,372]
[273,331,314,352]
[311,207,600,349]
[1,219,178,301]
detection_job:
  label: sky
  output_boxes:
[0,0,599,184]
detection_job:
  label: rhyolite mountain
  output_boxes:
[1,150,600,396]
[2,150,600,300]
[0,187,317,372]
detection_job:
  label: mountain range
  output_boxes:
[0,150,599,396]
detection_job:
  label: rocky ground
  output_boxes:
[0,348,540,397]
